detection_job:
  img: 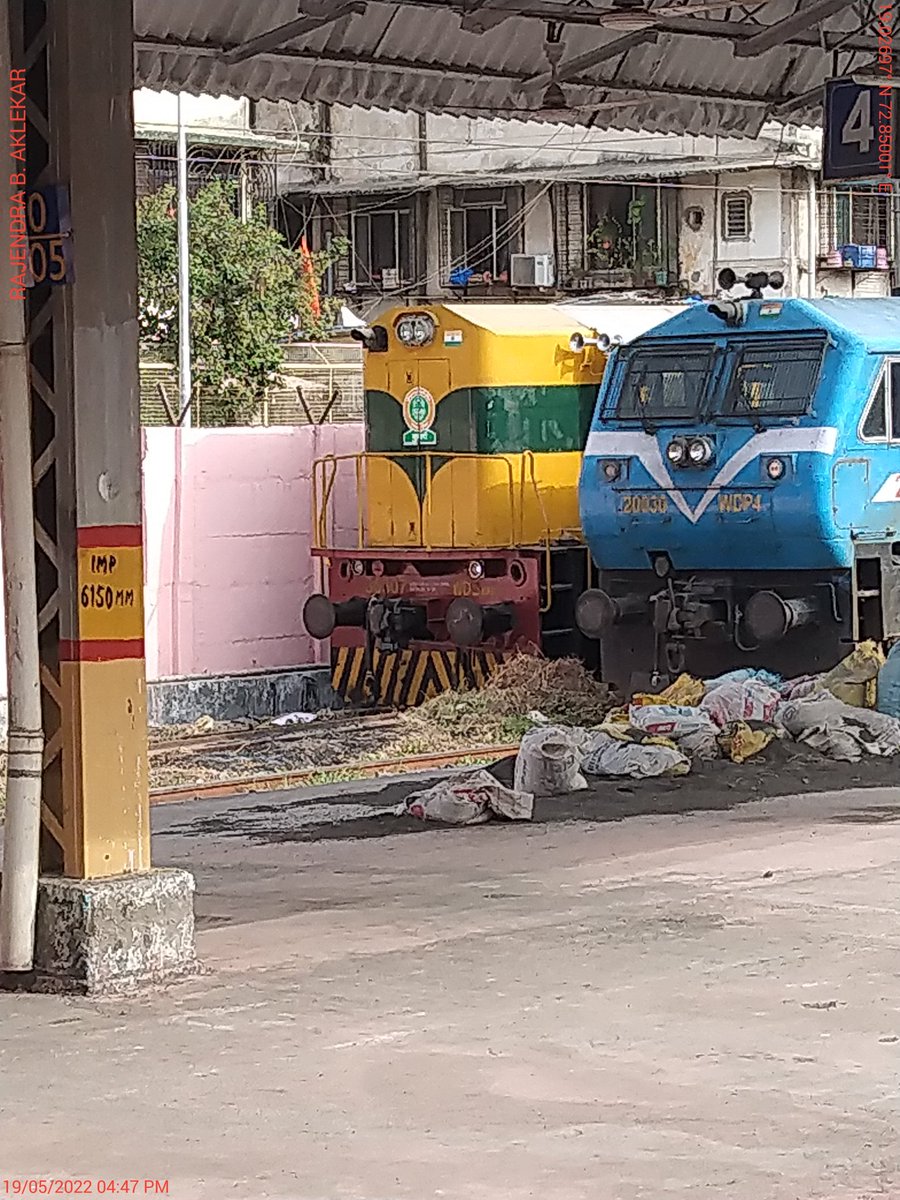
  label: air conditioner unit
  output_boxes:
[510,253,556,288]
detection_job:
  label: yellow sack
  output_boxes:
[822,640,885,708]
[717,720,774,764]
[590,721,633,742]
[632,673,704,708]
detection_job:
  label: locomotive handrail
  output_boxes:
[312,450,532,551]
[521,451,554,612]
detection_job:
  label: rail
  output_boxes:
[312,450,555,554]
[150,743,519,805]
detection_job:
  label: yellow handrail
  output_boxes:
[312,450,523,551]
[522,451,554,612]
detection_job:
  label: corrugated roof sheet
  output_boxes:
[133,0,871,138]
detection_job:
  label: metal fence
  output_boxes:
[139,342,364,426]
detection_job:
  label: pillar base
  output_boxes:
[3,868,196,995]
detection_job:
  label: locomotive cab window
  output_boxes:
[860,363,900,441]
[612,345,714,421]
[860,373,887,441]
[720,339,825,418]
[890,362,900,440]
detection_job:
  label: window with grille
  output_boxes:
[613,346,715,420]
[583,183,672,284]
[350,201,412,287]
[721,339,826,418]
[818,186,894,258]
[446,187,521,281]
[721,192,752,241]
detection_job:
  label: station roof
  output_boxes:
[439,302,687,340]
[133,0,876,139]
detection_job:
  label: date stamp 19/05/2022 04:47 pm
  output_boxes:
[1,1185,171,1196]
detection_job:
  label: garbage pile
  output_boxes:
[401,640,900,825]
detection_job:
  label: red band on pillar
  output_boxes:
[76,524,143,548]
[59,638,145,663]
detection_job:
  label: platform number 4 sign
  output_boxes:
[844,89,875,152]
[823,78,895,181]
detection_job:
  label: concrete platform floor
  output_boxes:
[5,782,900,1199]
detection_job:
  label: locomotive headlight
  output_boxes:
[468,560,485,580]
[602,461,621,481]
[688,437,714,466]
[766,457,785,480]
[666,439,686,466]
[396,314,436,347]
[351,559,365,576]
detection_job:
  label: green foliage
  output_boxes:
[136,181,346,425]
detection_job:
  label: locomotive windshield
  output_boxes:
[719,338,825,418]
[613,345,714,421]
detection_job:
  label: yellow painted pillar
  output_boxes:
[18,0,150,878]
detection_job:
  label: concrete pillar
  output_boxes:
[7,0,194,991]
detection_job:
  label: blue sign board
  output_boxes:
[25,184,74,286]
[823,78,894,182]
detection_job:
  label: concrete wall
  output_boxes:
[677,167,796,296]
[142,424,365,679]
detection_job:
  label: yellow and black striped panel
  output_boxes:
[331,646,503,708]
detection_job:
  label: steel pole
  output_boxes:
[807,169,818,299]
[0,0,45,971]
[176,93,192,427]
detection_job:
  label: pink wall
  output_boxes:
[142,424,365,679]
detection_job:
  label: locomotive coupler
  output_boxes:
[365,596,430,653]
[650,580,731,684]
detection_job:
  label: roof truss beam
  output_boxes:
[459,0,516,32]
[522,30,659,91]
[384,0,875,54]
[733,0,862,56]
[221,2,365,65]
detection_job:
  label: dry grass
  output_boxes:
[383,653,614,755]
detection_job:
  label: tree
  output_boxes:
[137,180,345,425]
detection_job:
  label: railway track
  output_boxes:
[148,712,402,756]
[149,743,518,805]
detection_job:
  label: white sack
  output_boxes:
[514,725,588,797]
[401,769,534,824]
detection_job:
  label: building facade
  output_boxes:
[133,93,900,311]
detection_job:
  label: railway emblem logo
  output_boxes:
[402,386,437,447]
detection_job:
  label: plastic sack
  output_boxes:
[700,678,780,727]
[717,720,775,764]
[628,703,718,740]
[780,675,819,702]
[779,691,900,762]
[401,769,533,824]
[822,640,885,708]
[703,668,782,693]
[514,725,587,797]
[632,673,704,708]
[582,731,690,779]
[678,724,721,760]
[877,641,900,719]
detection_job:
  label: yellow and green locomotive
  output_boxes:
[303,300,682,706]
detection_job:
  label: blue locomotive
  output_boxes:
[575,295,900,692]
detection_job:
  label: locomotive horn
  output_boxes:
[349,324,388,352]
[445,598,513,647]
[575,589,645,639]
[302,594,368,640]
[744,591,817,643]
